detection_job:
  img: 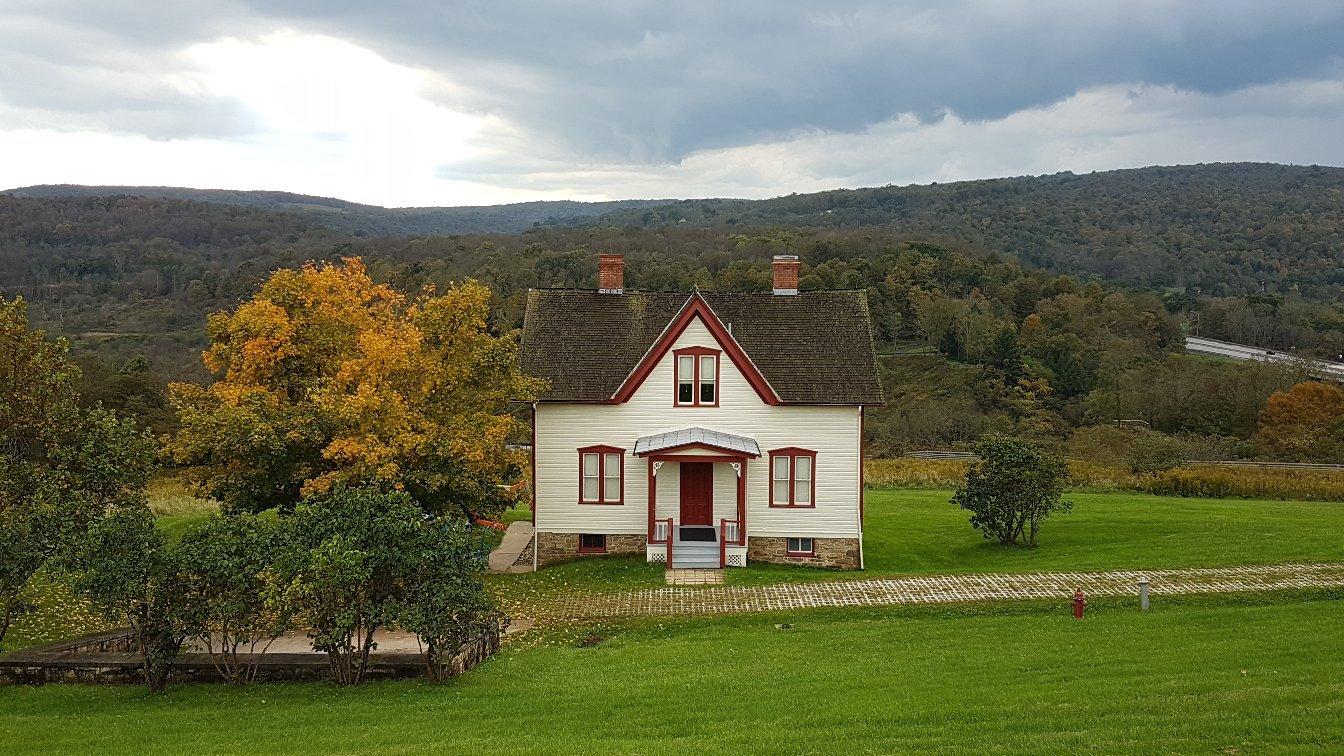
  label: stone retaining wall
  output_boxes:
[0,628,501,686]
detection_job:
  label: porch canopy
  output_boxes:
[633,427,760,458]
[636,427,757,554]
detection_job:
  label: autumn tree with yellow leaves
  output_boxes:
[167,258,543,519]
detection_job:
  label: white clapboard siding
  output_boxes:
[535,315,862,539]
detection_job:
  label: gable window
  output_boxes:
[786,537,815,556]
[674,346,720,406]
[769,448,817,507]
[579,534,608,553]
[578,445,624,504]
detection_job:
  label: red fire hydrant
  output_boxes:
[1072,589,1087,619]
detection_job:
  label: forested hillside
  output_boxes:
[2,165,1343,458]
[596,163,1344,300]
[4,185,666,236]
[11,163,1344,302]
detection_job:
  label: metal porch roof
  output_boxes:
[632,427,761,457]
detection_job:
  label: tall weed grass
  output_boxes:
[146,475,219,517]
[865,458,1344,502]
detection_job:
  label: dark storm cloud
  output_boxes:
[230,0,1344,160]
[5,1,1344,156]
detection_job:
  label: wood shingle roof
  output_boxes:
[520,289,885,405]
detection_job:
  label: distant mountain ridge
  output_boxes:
[589,162,1344,298]
[3,184,669,236]
[8,162,1344,298]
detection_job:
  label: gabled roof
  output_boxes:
[633,427,761,457]
[520,289,885,405]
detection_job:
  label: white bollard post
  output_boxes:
[1138,577,1149,612]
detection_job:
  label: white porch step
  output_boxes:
[672,560,721,569]
[670,542,719,569]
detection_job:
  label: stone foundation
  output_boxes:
[535,532,646,567]
[747,537,861,570]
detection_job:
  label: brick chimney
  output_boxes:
[598,254,624,294]
[772,255,800,295]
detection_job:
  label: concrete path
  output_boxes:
[487,521,534,574]
[555,562,1344,618]
[665,569,724,586]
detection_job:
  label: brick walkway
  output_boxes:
[555,562,1344,618]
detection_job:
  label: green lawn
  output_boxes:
[491,489,1344,601]
[3,594,1341,754]
[861,488,1344,575]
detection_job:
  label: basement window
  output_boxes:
[579,534,607,554]
[786,537,815,557]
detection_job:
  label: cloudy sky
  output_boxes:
[3,1,1343,207]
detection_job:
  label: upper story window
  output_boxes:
[769,447,817,507]
[578,445,624,504]
[674,346,720,407]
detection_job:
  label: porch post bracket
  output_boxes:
[729,462,742,477]
[652,460,664,476]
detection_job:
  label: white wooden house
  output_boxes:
[520,254,884,570]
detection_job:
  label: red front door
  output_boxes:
[679,462,714,526]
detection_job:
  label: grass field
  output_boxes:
[4,485,1342,752]
[489,488,1344,603]
[2,593,1341,754]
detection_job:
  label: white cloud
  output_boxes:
[0,31,601,206]
[1,26,1342,206]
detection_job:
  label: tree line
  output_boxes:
[2,193,1342,459]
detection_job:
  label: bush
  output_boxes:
[175,513,291,685]
[951,435,1072,547]
[65,504,185,692]
[269,486,496,686]
[1127,433,1190,474]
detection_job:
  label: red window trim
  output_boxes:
[578,533,608,554]
[786,536,817,557]
[768,447,818,508]
[578,445,625,505]
[672,346,721,407]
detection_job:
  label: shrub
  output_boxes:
[175,514,291,685]
[1127,433,1190,473]
[65,504,185,692]
[951,435,1072,547]
[269,486,496,685]
[394,518,499,682]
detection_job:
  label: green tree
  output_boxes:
[0,296,154,650]
[65,504,185,692]
[395,518,499,682]
[986,325,1024,382]
[269,486,492,685]
[175,513,292,685]
[952,435,1072,547]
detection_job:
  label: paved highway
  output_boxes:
[1185,336,1344,381]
